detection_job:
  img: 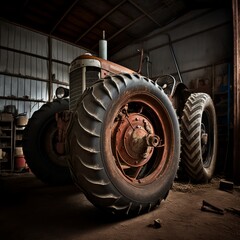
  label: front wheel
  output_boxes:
[67,73,180,216]
[181,93,217,183]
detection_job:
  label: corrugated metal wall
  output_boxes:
[111,7,234,178]
[0,20,87,117]
[112,8,232,87]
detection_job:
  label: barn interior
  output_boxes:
[0,1,239,239]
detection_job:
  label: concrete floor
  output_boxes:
[0,172,239,240]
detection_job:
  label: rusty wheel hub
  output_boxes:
[116,113,160,167]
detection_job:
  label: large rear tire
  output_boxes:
[67,73,180,216]
[181,93,217,183]
[23,99,72,185]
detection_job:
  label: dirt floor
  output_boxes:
[0,172,239,240]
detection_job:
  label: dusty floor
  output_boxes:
[0,172,239,240]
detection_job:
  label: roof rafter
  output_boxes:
[128,0,162,27]
[92,5,166,51]
[50,0,80,35]
[75,0,127,44]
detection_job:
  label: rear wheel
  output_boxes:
[181,93,217,183]
[23,99,72,185]
[67,73,180,216]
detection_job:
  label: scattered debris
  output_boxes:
[154,219,162,228]
[201,200,224,215]
[172,177,221,193]
[172,182,195,193]
[219,179,234,193]
[148,218,163,229]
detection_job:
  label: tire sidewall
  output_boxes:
[100,76,180,203]
[181,93,218,182]
[23,99,70,184]
[201,96,217,179]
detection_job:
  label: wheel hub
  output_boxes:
[125,125,150,159]
[201,123,208,155]
[115,113,159,167]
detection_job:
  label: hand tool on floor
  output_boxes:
[225,207,240,217]
[201,200,224,215]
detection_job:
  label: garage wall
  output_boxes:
[111,8,232,88]
[111,7,233,176]
[0,20,87,117]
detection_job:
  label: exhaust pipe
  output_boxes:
[99,30,107,60]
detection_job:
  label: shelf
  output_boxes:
[0,119,13,122]
[0,112,27,173]
[0,96,47,103]
[0,118,14,173]
[0,136,12,139]
[0,158,9,164]
[0,146,12,148]
[214,91,228,95]
[15,127,25,130]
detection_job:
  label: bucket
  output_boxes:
[15,156,26,170]
[16,113,28,127]
[4,105,17,115]
[15,147,24,156]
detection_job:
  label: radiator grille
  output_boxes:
[69,68,99,111]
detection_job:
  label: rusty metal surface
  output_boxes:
[112,102,167,184]
[115,113,155,167]
[55,110,71,155]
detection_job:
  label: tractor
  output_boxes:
[23,37,217,217]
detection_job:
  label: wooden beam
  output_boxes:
[232,0,240,184]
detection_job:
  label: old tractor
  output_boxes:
[23,38,217,216]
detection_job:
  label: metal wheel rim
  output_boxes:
[43,121,67,167]
[201,110,213,168]
[110,95,174,186]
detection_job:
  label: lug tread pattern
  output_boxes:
[67,74,146,215]
[23,99,71,185]
[67,73,176,216]
[181,93,215,182]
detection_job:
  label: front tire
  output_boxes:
[23,99,72,185]
[67,73,180,216]
[181,93,217,183]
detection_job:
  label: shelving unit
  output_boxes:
[0,114,14,172]
[214,91,229,136]
[13,124,26,171]
[0,113,27,173]
[213,63,232,173]
[14,126,25,149]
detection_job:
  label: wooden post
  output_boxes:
[48,36,53,102]
[232,0,240,184]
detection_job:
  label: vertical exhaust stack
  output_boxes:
[99,30,107,60]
